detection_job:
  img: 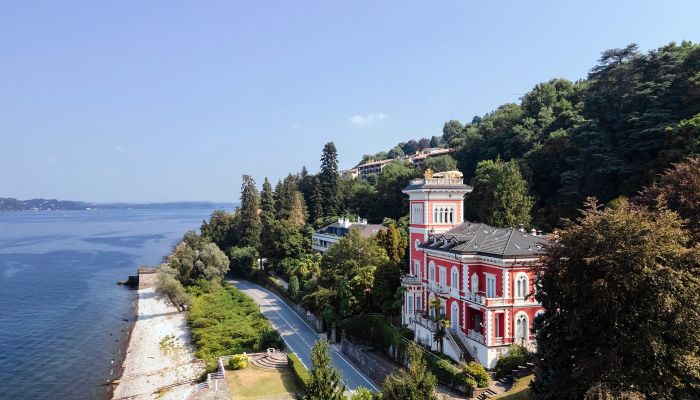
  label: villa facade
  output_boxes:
[400,171,545,368]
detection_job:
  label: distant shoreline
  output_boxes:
[0,198,236,212]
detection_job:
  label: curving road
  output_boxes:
[229,279,379,393]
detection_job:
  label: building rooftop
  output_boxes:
[403,171,473,192]
[420,221,547,258]
[315,217,383,238]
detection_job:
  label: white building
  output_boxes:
[311,217,383,253]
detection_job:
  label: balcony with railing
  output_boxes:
[427,281,450,295]
[462,291,508,307]
[466,329,485,344]
[411,312,437,331]
[400,275,422,285]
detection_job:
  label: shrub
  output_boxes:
[288,352,310,390]
[260,329,284,350]
[288,275,300,301]
[462,361,489,388]
[351,386,375,400]
[228,354,248,370]
[426,356,475,394]
[494,344,529,379]
[188,285,280,365]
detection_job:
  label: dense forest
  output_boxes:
[274,41,700,233]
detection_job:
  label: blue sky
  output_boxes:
[1,1,699,202]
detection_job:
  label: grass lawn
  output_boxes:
[225,364,299,400]
[492,375,534,400]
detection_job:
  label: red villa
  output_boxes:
[401,171,545,368]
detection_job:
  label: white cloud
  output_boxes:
[349,112,389,125]
[115,146,127,153]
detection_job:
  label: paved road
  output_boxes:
[230,279,379,393]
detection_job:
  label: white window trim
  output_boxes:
[450,266,459,290]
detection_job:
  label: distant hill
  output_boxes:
[0,198,236,212]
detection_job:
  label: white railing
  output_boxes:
[467,329,485,344]
[453,328,480,361]
[444,329,464,362]
[410,178,464,186]
[462,292,507,307]
[462,292,485,305]
[412,312,437,331]
[427,281,450,294]
[400,275,421,285]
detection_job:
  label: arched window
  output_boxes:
[451,267,459,290]
[471,273,479,293]
[429,261,436,282]
[449,208,454,223]
[434,208,438,223]
[515,313,529,342]
[516,275,528,298]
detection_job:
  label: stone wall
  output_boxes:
[340,335,397,386]
[137,268,158,289]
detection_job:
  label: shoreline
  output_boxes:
[111,287,205,400]
[106,290,138,399]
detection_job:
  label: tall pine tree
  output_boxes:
[238,175,261,248]
[259,177,276,258]
[319,142,339,217]
[302,340,345,400]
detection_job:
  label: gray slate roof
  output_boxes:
[316,222,383,238]
[420,222,547,258]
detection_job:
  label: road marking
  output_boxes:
[231,279,380,392]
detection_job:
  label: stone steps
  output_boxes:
[250,353,289,370]
[476,388,498,400]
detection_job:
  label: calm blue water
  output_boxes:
[0,209,218,400]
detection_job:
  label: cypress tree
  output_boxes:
[310,176,324,223]
[238,175,261,248]
[319,142,339,217]
[259,178,276,258]
[302,340,345,400]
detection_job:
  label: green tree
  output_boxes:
[228,246,259,277]
[381,343,437,400]
[374,224,406,264]
[532,199,700,400]
[423,154,457,173]
[319,142,340,217]
[375,160,418,220]
[303,340,345,400]
[288,275,300,301]
[260,177,276,258]
[442,119,464,143]
[195,242,230,280]
[310,176,324,224]
[467,158,533,227]
[238,175,261,248]
[200,209,236,251]
[155,264,190,312]
[318,229,389,319]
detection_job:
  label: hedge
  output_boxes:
[494,344,530,379]
[288,353,310,390]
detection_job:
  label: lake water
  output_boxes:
[0,209,219,399]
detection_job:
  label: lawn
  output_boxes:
[225,364,300,400]
[492,375,534,400]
